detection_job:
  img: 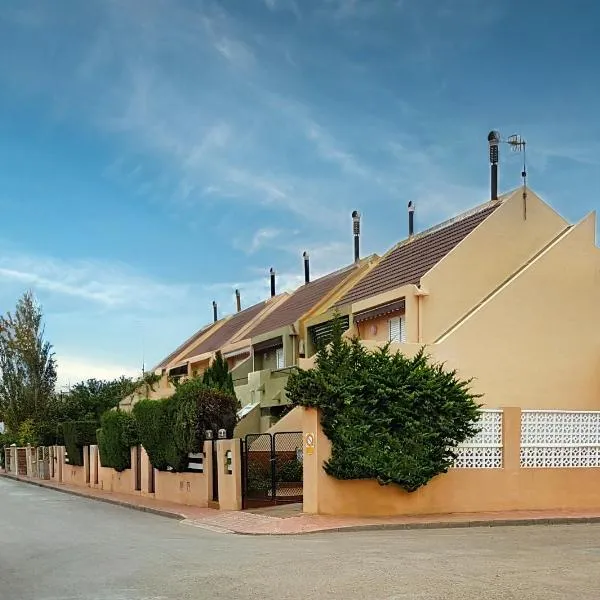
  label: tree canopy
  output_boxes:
[286,319,482,493]
[0,291,57,434]
[201,351,235,395]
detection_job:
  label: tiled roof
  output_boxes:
[152,322,217,370]
[336,201,500,307]
[245,265,358,339]
[182,300,269,360]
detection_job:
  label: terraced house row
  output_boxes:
[121,185,600,437]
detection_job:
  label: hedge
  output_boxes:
[133,380,238,472]
[60,421,98,467]
[132,398,181,472]
[97,410,139,472]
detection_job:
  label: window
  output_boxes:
[388,316,406,343]
[275,347,284,369]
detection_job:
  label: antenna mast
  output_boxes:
[507,134,528,220]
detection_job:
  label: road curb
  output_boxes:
[4,472,600,536]
[0,473,185,521]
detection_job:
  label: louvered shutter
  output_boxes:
[400,316,407,343]
[275,347,284,369]
[389,317,401,342]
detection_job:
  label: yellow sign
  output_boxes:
[305,433,315,456]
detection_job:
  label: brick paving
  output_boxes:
[4,470,600,535]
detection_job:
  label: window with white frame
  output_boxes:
[388,316,406,343]
[275,347,284,369]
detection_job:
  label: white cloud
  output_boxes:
[56,355,140,388]
[247,228,283,253]
[0,250,192,311]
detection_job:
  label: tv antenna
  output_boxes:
[488,131,528,219]
[506,134,528,220]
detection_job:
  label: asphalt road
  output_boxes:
[1,477,600,600]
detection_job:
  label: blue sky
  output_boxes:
[0,0,598,387]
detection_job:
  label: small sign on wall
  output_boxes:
[305,433,315,456]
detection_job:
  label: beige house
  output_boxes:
[233,257,377,434]
[120,293,289,409]
[302,187,600,411]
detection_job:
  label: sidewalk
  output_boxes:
[3,471,600,535]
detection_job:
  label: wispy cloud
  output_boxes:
[0,250,192,311]
[248,228,283,253]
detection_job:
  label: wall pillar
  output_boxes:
[57,446,64,483]
[302,407,323,514]
[89,445,99,487]
[502,407,522,472]
[130,447,139,493]
[217,439,242,510]
[26,445,33,477]
[10,446,18,476]
[83,446,90,485]
[203,441,215,506]
[140,447,154,495]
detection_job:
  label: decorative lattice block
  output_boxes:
[454,410,503,469]
[520,411,600,468]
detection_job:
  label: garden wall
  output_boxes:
[61,464,88,488]
[154,471,209,507]
[303,407,600,517]
[98,466,135,495]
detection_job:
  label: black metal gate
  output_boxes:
[242,432,303,509]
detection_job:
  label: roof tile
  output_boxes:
[337,202,499,307]
[183,301,269,360]
[246,265,358,339]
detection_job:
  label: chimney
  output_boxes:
[488,130,500,201]
[212,300,218,323]
[408,201,415,237]
[235,289,241,312]
[303,251,310,284]
[269,267,276,298]
[352,210,361,263]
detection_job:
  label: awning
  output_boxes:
[253,336,283,353]
[354,299,406,323]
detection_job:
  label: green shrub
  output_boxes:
[277,457,303,483]
[97,410,139,472]
[286,318,481,493]
[133,399,177,471]
[60,421,98,467]
[133,380,239,472]
[172,377,238,445]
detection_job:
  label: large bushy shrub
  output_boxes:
[132,399,173,471]
[286,319,481,493]
[133,379,238,472]
[97,410,139,472]
[60,421,97,467]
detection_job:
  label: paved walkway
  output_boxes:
[4,470,600,535]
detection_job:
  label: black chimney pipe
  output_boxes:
[408,201,415,237]
[235,289,241,312]
[303,251,310,284]
[269,268,276,297]
[488,130,500,201]
[352,210,361,263]
[212,300,218,322]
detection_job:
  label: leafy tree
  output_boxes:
[58,377,140,422]
[201,351,235,395]
[0,291,57,434]
[172,377,238,446]
[286,319,481,493]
